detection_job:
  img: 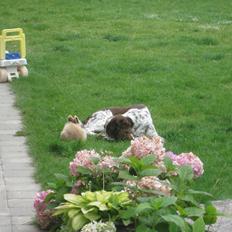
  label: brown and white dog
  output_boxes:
[82,104,158,140]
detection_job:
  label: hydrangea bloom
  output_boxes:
[122,136,165,159]
[126,176,171,196]
[166,151,204,178]
[98,155,118,172]
[34,190,54,229]
[69,149,100,176]
[81,221,116,232]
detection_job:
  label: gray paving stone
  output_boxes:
[2,158,33,164]
[0,225,12,232]
[0,153,30,160]
[0,123,21,130]
[8,199,33,208]
[0,139,26,146]
[3,169,34,177]
[12,224,41,232]
[0,109,20,116]
[6,184,40,192]
[5,177,37,185]
[3,166,34,172]
[10,207,35,216]
[0,170,3,182]
[0,187,8,209]
[3,163,34,170]
[0,146,28,153]
[0,215,11,225]
[0,130,18,135]
[12,216,33,225]
[0,134,24,141]
[7,191,37,199]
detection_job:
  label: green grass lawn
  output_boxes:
[1,0,232,199]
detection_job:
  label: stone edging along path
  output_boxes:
[0,83,231,232]
[0,83,41,232]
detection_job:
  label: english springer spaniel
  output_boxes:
[82,104,158,140]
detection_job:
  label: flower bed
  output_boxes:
[34,136,218,232]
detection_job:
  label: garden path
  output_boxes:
[0,83,231,232]
[0,83,41,232]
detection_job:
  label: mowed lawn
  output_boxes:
[1,0,231,199]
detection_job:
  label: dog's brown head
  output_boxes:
[105,115,134,140]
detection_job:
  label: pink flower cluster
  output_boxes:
[98,155,118,172]
[122,136,166,169]
[69,149,100,176]
[69,150,119,176]
[126,176,171,196]
[34,190,53,229]
[166,151,204,178]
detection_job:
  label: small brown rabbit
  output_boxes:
[60,115,87,141]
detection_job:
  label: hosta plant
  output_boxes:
[53,190,131,231]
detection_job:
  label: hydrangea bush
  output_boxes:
[34,136,219,232]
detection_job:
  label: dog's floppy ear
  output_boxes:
[105,117,119,139]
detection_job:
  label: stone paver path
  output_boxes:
[0,83,231,231]
[0,83,41,232]
[210,200,232,232]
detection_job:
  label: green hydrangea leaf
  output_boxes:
[72,214,89,231]
[192,217,205,232]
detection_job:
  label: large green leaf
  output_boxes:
[88,201,108,211]
[164,157,176,171]
[151,196,177,210]
[179,194,198,206]
[82,191,96,202]
[68,209,80,218]
[77,166,92,175]
[64,194,85,205]
[129,156,143,171]
[203,204,218,224]
[72,214,89,231]
[53,203,79,216]
[162,215,187,232]
[184,207,205,217]
[120,207,136,219]
[118,170,138,180]
[141,154,156,166]
[192,217,205,232]
[140,168,162,177]
[115,191,130,203]
[169,223,181,232]
[188,189,213,198]
[136,224,154,232]
[136,202,153,214]
[177,166,194,181]
[96,191,111,202]
[83,209,101,221]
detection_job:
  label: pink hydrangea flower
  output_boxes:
[166,151,204,178]
[69,149,100,176]
[126,176,171,196]
[34,190,54,229]
[122,136,165,159]
[98,155,118,172]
